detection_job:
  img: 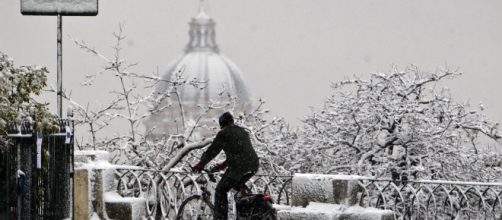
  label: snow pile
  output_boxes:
[278,202,394,220]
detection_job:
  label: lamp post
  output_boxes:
[21,0,99,118]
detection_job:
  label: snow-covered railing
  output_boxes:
[113,168,293,219]
[111,168,502,219]
[357,178,502,219]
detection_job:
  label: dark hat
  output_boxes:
[219,112,234,128]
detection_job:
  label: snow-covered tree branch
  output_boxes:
[294,66,501,181]
[67,26,289,174]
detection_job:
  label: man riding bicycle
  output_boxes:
[192,112,260,220]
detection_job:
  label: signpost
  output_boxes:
[21,0,98,118]
[21,1,97,218]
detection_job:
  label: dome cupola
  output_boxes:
[145,3,253,136]
[159,4,251,106]
[185,5,219,53]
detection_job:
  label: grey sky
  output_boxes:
[1,0,501,128]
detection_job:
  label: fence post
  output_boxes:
[7,121,37,220]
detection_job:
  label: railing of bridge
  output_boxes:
[357,178,502,219]
[114,168,293,219]
[113,168,502,219]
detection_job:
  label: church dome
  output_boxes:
[145,5,253,137]
[159,6,251,106]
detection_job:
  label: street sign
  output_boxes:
[21,0,98,117]
[21,0,98,16]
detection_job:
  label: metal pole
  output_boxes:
[57,14,63,118]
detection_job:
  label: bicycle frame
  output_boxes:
[177,169,277,220]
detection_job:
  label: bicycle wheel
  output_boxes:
[176,195,214,220]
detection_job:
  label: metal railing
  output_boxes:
[114,168,293,219]
[113,167,502,219]
[357,179,502,219]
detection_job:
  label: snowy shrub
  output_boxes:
[294,66,501,181]
[0,51,56,134]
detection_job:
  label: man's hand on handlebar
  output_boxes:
[192,160,227,173]
[191,162,205,173]
[208,161,227,173]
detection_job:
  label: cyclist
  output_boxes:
[192,112,260,220]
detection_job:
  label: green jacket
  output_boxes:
[200,125,259,180]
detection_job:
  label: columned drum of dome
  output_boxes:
[144,5,253,138]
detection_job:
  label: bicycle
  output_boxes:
[175,168,277,220]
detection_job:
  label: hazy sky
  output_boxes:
[1,0,501,127]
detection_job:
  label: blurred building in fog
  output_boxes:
[144,5,253,138]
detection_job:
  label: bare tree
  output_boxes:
[67,26,289,174]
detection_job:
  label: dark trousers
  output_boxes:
[213,172,254,220]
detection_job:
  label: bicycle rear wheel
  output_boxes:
[176,195,214,220]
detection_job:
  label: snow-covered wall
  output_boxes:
[74,150,146,220]
[292,173,372,207]
[282,174,394,220]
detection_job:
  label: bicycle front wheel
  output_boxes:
[176,195,214,220]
